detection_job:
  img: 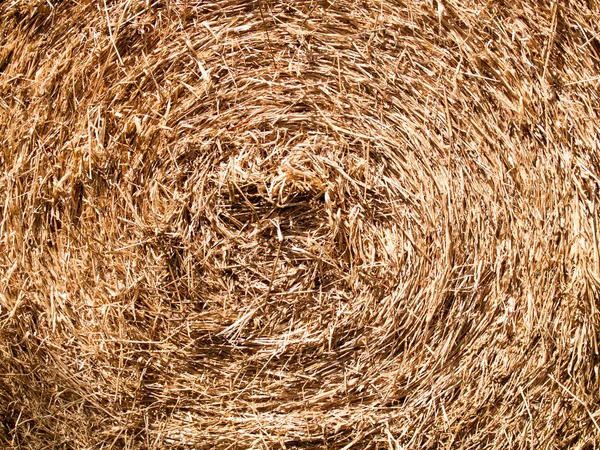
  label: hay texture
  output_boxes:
[1,0,600,448]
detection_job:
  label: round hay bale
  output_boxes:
[1,0,599,448]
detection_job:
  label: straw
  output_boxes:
[1,0,599,448]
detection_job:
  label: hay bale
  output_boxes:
[1,0,599,448]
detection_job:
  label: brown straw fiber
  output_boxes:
[1,0,600,448]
